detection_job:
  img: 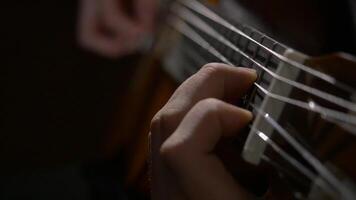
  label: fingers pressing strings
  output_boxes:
[161,99,253,200]
[150,64,256,200]
[152,63,257,137]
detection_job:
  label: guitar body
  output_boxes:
[112,0,356,198]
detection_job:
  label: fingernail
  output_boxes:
[242,109,253,121]
[238,67,256,74]
[238,67,257,79]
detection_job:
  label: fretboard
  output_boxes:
[162,0,293,111]
[157,1,356,200]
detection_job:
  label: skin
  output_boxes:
[149,63,258,200]
[77,2,259,197]
[77,0,157,58]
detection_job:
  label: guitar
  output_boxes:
[112,0,356,199]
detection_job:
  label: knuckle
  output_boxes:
[150,109,177,135]
[190,98,222,121]
[201,62,221,70]
[200,63,222,76]
[150,111,164,133]
[195,98,221,112]
[159,135,185,164]
[159,142,174,160]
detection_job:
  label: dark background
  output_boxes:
[2,0,356,199]
[2,1,139,199]
[237,0,356,56]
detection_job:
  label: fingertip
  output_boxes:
[200,63,257,82]
[238,108,253,123]
[237,67,258,82]
[223,107,253,136]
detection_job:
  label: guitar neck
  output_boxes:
[160,0,299,82]
[152,1,356,199]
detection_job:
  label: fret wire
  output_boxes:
[179,32,351,200]
[172,5,356,113]
[223,31,232,60]
[236,52,243,67]
[265,42,277,66]
[245,34,263,108]
[259,76,272,87]
[255,90,265,100]
[174,23,352,199]
[256,36,270,93]
[245,82,259,109]
[217,26,226,54]
[173,7,353,199]
[178,0,356,94]
[171,27,356,197]
[235,32,244,66]
[253,35,265,60]
[230,31,241,64]
[242,28,252,52]
[259,42,277,87]
[170,18,356,128]
[250,103,355,200]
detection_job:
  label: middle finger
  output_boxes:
[152,63,257,134]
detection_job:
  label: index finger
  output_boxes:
[153,63,257,134]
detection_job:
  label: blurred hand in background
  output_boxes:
[77,0,157,58]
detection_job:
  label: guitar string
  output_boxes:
[178,0,356,94]
[169,20,344,199]
[260,155,310,191]
[249,127,338,197]
[260,155,338,199]
[169,17,356,128]
[170,19,350,198]
[254,84,356,128]
[172,5,356,114]
[172,16,318,186]
[249,127,317,181]
[250,103,355,200]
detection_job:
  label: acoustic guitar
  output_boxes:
[110,0,356,199]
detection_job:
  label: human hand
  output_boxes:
[149,63,257,200]
[77,0,157,58]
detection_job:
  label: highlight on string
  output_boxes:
[164,2,356,199]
